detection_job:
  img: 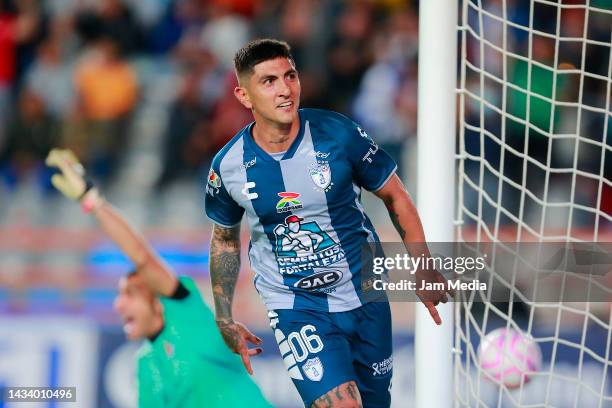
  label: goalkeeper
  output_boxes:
[46,149,272,408]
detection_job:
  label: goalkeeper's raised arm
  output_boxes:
[45,148,178,296]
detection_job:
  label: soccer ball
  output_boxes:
[477,327,542,389]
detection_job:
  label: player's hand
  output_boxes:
[45,148,90,200]
[274,225,286,236]
[415,268,454,325]
[216,319,263,375]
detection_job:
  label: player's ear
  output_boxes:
[234,86,252,110]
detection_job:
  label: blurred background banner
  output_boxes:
[0,0,611,407]
[0,317,98,408]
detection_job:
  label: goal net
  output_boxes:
[455,0,612,407]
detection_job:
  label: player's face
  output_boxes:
[237,57,301,127]
[113,276,163,341]
[288,221,300,233]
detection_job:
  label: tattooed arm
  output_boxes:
[310,381,362,408]
[374,174,453,325]
[374,174,429,253]
[209,224,262,374]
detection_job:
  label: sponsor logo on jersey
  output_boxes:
[309,162,333,192]
[241,157,256,171]
[294,270,342,290]
[242,181,258,200]
[163,340,175,358]
[357,125,380,163]
[273,215,345,274]
[362,139,379,163]
[276,192,303,213]
[208,169,221,188]
[372,356,393,376]
[302,357,324,382]
[206,169,222,196]
[308,150,330,159]
[357,126,369,138]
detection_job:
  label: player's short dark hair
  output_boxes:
[234,38,294,78]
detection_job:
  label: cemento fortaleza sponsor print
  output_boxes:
[273,216,346,274]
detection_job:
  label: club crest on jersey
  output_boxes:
[207,169,222,196]
[302,357,324,382]
[276,192,303,213]
[309,162,333,192]
[273,215,345,275]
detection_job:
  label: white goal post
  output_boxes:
[415,0,457,407]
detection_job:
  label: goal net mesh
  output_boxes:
[455,0,612,406]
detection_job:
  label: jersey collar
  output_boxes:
[147,325,164,343]
[245,109,306,162]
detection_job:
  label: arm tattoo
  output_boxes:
[347,382,358,400]
[311,393,333,408]
[215,319,243,351]
[386,202,406,240]
[209,225,241,321]
[334,386,344,401]
[311,381,361,408]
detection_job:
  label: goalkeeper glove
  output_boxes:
[45,148,103,212]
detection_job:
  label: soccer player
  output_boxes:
[45,149,272,408]
[205,39,452,408]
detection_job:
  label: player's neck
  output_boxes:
[146,317,165,341]
[252,114,300,153]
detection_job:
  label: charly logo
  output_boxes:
[302,357,324,382]
[276,192,303,213]
[294,270,343,291]
[309,162,333,192]
[242,181,258,200]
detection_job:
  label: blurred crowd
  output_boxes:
[1,0,610,234]
[461,0,612,236]
[0,0,418,208]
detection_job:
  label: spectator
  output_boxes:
[0,0,41,148]
[353,7,418,180]
[25,38,75,120]
[0,0,17,148]
[0,89,59,191]
[64,36,138,181]
[326,1,374,112]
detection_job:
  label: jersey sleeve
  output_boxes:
[159,276,217,328]
[204,159,244,228]
[159,276,203,318]
[345,121,397,192]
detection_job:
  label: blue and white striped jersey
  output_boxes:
[205,109,396,312]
